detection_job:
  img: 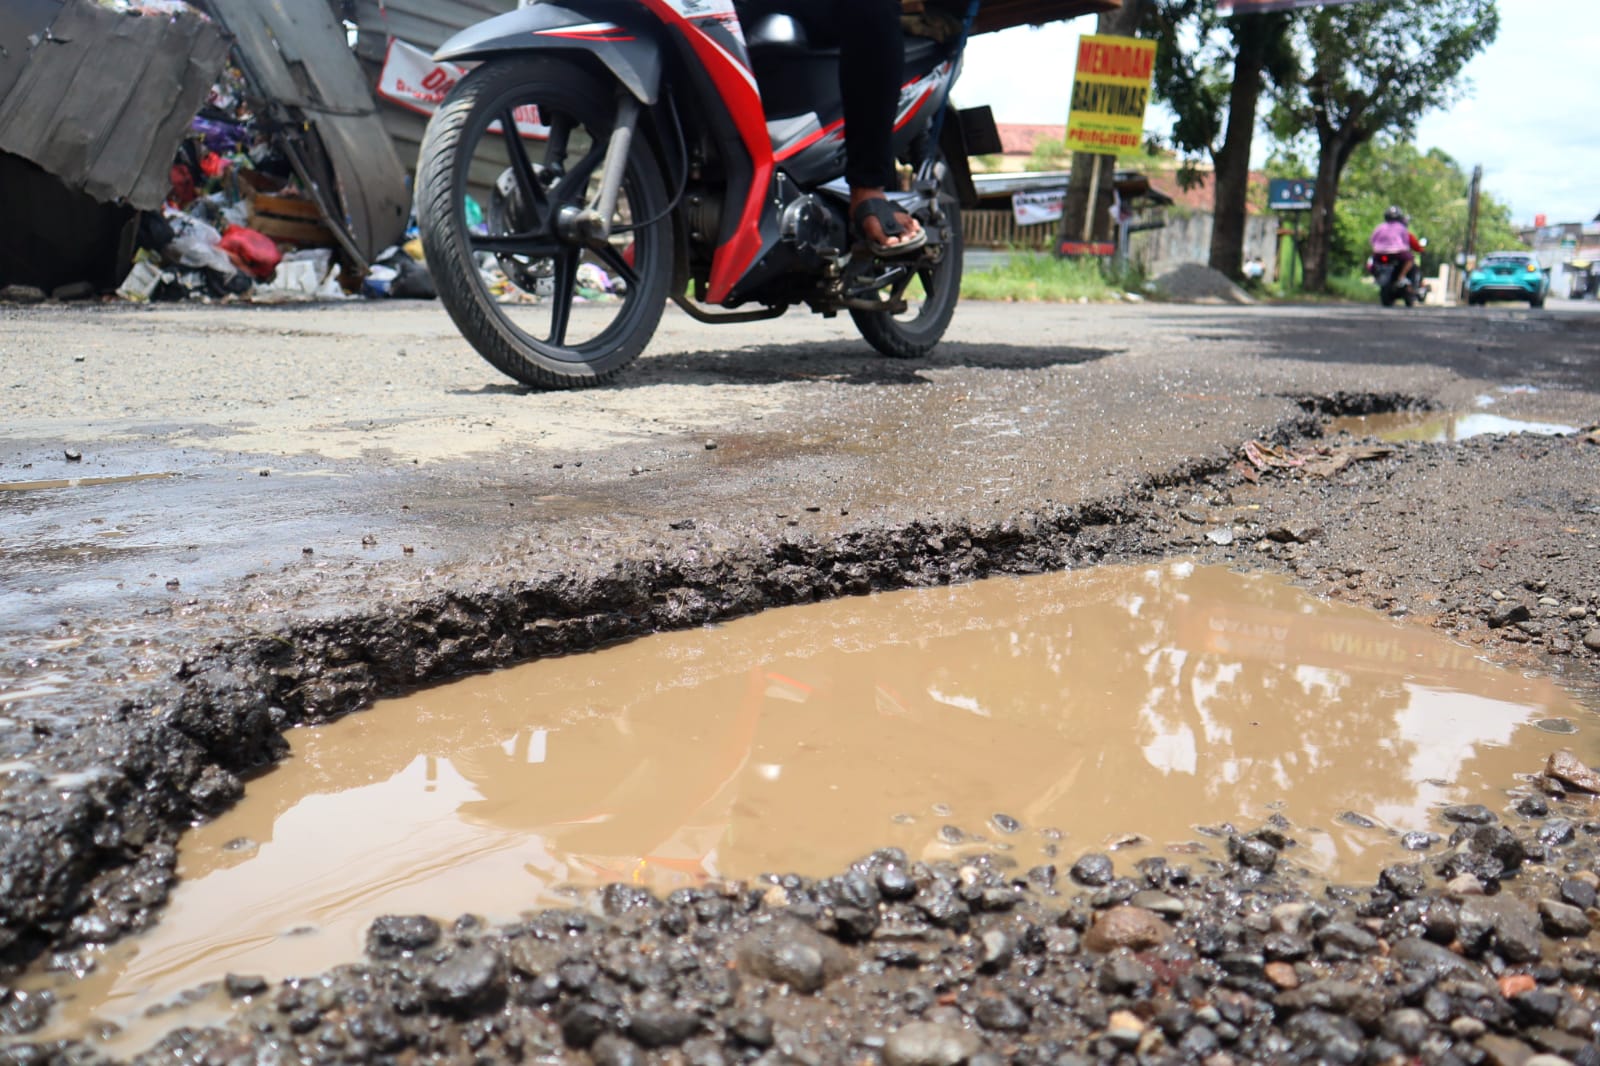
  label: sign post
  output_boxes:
[1058,33,1155,258]
[1267,178,1312,288]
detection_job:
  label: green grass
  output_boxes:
[1325,273,1374,302]
[960,253,1121,303]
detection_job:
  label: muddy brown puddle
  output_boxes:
[24,562,1594,1048]
[1330,411,1578,442]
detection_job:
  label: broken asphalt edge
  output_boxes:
[0,396,1409,973]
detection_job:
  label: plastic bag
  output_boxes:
[164,213,236,276]
[219,226,281,280]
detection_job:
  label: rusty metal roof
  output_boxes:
[972,0,1118,35]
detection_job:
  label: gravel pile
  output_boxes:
[1152,264,1256,305]
[15,753,1600,1065]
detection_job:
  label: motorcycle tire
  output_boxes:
[417,58,672,389]
[851,161,963,360]
[1403,290,1415,308]
[1380,291,1395,307]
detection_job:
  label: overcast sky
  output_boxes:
[959,0,1598,224]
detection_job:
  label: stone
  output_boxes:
[591,1035,645,1066]
[424,945,504,1007]
[1380,1008,1431,1052]
[1585,630,1600,653]
[366,915,441,958]
[977,929,1014,973]
[1390,938,1485,982]
[224,973,268,998]
[1097,953,1154,994]
[1285,1010,1363,1066]
[0,285,46,304]
[1540,899,1591,938]
[1470,825,1527,870]
[562,1003,610,1048]
[1266,521,1322,544]
[1461,896,1542,963]
[1476,1034,1536,1066]
[1547,750,1600,793]
[1560,878,1598,910]
[1129,890,1186,917]
[1069,853,1114,887]
[973,995,1029,1031]
[736,920,847,993]
[1315,921,1377,960]
[628,1007,699,1048]
[1264,961,1299,989]
[883,1022,982,1066]
[1228,835,1278,873]
[1380,864,1427,899]
[1448,873,1487,896]
[730,1011,774,1048]
[1443,804,1499,825]
[1270,902,1311,934]
[1489,602,1533,628]
[1083,906,1171,952]
[1402,831,1440,851]
[1104,1010,1145,1047]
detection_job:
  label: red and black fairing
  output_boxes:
[435,0,958,307]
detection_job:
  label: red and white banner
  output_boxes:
[1012,189,1065,226]
[1218,0,1372,12]
[377,39,548,138]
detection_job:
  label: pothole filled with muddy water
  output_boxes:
[24,562,1595,1048]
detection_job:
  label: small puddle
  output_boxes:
[1331,411,1578,443]
[25,562,1592,1047]
[0,473,177,493]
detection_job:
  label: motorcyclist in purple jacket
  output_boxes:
[1370,205,1423,286]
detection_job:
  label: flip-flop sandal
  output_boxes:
[852,197,927,257]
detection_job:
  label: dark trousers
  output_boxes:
[741,0,904,189]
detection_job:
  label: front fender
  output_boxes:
[436,5,663,104]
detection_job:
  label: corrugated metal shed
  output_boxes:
[0,0,229,211]
[204,0,413,262]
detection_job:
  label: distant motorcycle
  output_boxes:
[1368,237,1426,309]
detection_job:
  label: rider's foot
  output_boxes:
[850,187,924,253]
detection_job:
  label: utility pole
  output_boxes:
[1461,164,1483,296]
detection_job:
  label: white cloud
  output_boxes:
[960,0,1598,224]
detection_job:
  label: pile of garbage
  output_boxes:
[116,67,434,306]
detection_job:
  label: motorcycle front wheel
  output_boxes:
[851,161,963,359]
[417,58,672,389]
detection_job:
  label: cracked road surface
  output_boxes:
[0,298,1597,977]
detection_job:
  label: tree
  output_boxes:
[1272,0,1499,292]
[1328,138,1525,279]
[1142,1,1296,280]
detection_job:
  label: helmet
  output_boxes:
[1384,205,1405,223]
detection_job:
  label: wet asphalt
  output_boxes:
[1,297,1599,1058]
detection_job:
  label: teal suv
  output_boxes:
[1467,252,1550,308]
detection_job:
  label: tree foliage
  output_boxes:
[1270,0,1500,291]
[1139,1,1295,278]
[1327,139,1525,279]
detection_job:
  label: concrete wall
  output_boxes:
[1129,212,1280,278]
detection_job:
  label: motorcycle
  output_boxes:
[415,0,993,388]
[1367,236,1426,309]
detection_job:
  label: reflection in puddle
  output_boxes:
[28,563,1591,1045]
[1331,411,1577,443]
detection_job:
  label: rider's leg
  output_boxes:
[835,0,922,248]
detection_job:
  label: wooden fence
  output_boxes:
[964,209,1056,250]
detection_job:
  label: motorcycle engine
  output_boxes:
[781,194,847,260]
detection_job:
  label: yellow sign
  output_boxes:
[1065,34,1157,154]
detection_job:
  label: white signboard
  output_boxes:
[377,39,548,138]
[1012,189,1065,226]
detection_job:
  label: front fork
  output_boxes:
[572,91,643,244]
